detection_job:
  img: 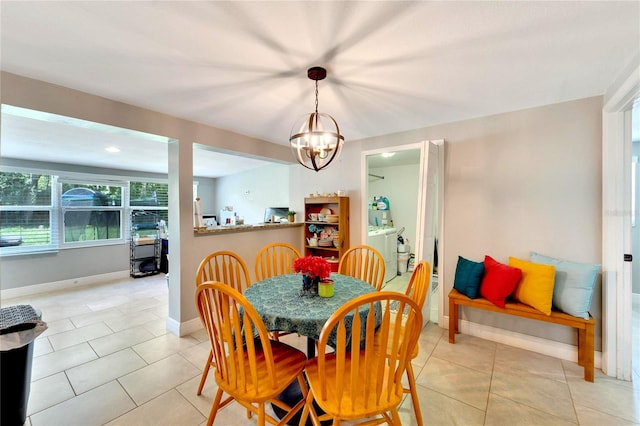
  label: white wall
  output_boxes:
[214,164,290,224]
[195,177,217,216]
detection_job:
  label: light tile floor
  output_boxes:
[3,274,640,426]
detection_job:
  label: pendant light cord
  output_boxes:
[315,80,319,114]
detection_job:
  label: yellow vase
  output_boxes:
[318,280,334,298]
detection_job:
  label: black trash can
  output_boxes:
[0,305,47,426]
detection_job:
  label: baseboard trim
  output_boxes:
[445,315,602,368]
[1,270,130,300]
[166,316,202,337]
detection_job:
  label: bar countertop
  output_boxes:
[194,221,303,235]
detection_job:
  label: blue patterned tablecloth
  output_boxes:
[244,273,377,342]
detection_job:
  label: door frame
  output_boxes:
[360,140,445,325]
[602,55,640,380]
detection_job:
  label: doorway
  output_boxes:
[632,101,640,381]
[361,141,443,326]
[602,56,640,380]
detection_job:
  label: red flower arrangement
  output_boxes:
[293,255,331,280]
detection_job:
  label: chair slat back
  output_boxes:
[406,260,431,309]
[254,243,301,281]
[338,245,385,290]
[196,251,251,292]
[316,291,422,412]
[195,282,277,396]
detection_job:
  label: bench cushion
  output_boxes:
[530,252,600,320]
[479,255,522,308]
[453,256,484,298]
[509,257,556,315]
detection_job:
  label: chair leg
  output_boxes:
[197,351,214,395]
[258,402,265,426]
[389,408,402,425]
[406,363,423,426]
[299,392,312,426]
[206,388,224,426]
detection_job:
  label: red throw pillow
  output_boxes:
[479,255,522,308]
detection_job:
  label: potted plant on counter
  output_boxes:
[287,210,296,222]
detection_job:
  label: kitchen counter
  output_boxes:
[194,221,303,235]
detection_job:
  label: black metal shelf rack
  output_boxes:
[130,211,161,278]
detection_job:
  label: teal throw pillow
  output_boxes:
[530,252,600,320]
[453,256,485,299]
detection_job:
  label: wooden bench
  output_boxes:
[448,289,596,382]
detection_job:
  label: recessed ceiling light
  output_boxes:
[381,152,395,158]
[105,146,120,153]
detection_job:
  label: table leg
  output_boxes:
[272,337,328,425]
[273,380,329,426]
[306,336,316,358]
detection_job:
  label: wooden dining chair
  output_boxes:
[254,242,302,281]
[195,282,308,426]
[254,242,302,341]
[395,260,431,426]
[338,244,386,290]
[195,251,251,395]
[196,250,251,290]
[300,291,422,425]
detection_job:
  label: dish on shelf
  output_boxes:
[320,207,332,215]
[325,214,339,223]
[318,238,333,247]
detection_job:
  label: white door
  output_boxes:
[602,57,639,380]
[416,141,443,326]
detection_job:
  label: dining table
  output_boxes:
[243,272,379,425]
[244,272,379,358]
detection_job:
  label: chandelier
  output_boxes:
[290,67,344,172]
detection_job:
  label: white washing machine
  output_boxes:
[367,228,398,283]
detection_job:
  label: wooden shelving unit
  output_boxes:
[303,196,349,261]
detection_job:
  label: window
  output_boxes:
[60,181,125,246]
[0,171,171,255]
[129,181,169,232]
[0,172,57,253]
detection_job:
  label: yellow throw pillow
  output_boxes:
[508,256,556,315]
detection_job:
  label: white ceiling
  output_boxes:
[1,1,639,177]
